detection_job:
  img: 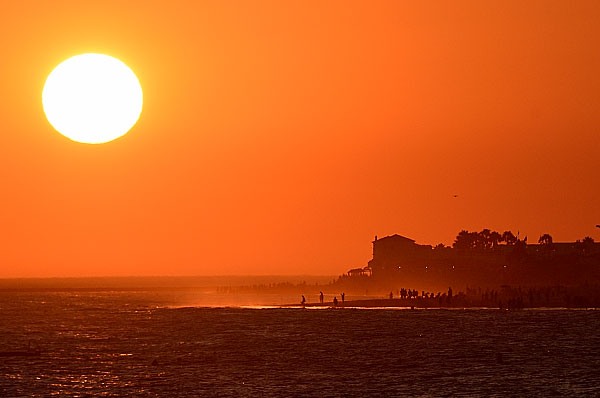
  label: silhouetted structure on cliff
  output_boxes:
[338,231,600,291]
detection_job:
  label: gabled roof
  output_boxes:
[373,234,416,244]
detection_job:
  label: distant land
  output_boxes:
[293,230,600,309]
[0,275,335,292]
[336,230,600,293]
[233,230,600,308]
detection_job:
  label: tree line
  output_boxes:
[449,229,595,250]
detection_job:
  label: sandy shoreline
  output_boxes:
[281,298,599,309]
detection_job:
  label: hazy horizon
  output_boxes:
[0,274,337,289]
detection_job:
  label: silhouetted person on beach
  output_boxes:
[341,293,345,303]
[301,295,306,307]
[333,297,338,307]
[319,291,324,304]
[389,291,394,299]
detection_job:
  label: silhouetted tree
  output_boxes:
[479,229,492,249]
[453,230,473,249]
[502,231,517,245]
[490,231,502,248]
[538,234,553,245]
[581,236,595,253]
[454,229,506,249]
[469,231,480,248]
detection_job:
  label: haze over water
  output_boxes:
[1,290,599,396]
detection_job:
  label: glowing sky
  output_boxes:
[0,1,598,277]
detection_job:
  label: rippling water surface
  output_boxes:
[1,291,599,397]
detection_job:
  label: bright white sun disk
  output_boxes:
[42,54,143,144]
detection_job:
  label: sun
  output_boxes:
[42,54,143,144]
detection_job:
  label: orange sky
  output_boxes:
[0,1,598,277]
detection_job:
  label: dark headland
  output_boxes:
[281,230,600,308]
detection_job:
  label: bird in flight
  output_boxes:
[596,224,600,228]
[453,194,458,198]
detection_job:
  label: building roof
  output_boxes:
[373,234,416,244]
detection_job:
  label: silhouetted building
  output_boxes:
[368,234,432,277]
[344,233,600,290]
[347,267,371,277]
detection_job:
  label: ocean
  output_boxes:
[1,290,599,397]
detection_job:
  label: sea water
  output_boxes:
[1,291,599,397]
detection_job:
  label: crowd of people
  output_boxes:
[301,284,600,308]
